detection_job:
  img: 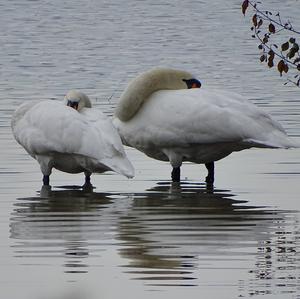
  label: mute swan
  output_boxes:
[113,68,298,184]
[11,90,134,186]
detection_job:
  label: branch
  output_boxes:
[248,1,300,35]
[242,0,300,86]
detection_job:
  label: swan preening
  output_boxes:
[113,67,298,184]
[11,90,134,186]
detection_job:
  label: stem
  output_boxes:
[249,0,300,35]
[254,27,297,69]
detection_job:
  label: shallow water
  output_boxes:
[1,0,300,298]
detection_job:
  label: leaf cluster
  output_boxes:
[242,0,300,86]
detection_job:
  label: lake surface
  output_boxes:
[1,0,300,298]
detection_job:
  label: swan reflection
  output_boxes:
[10,185,117,274]
[9,182,300,296]
[117,182,299,294]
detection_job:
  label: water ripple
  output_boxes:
[8,182,300,296]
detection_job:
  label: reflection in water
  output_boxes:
[10,186,116,274]
[117,182,300,296]
[10,183,300,297]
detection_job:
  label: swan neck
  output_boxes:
[115,68,193,121]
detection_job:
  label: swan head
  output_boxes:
[115,67,201,121]
[64,90,92,111]
[182,78,201,89]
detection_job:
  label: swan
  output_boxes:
[113,67,298,184]
[11,90,134,186]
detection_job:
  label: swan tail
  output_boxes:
[101,155,135,178]
[244,137,300,149]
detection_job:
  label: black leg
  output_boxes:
[205,162,214,185]
[171,167,181,182]
[85,174,91,185]
[82,173,93,191]
[43,175,50,186]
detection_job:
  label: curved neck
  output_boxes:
[115,68,193,121]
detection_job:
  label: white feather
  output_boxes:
[12,99,134,179]
[113,69,298,169]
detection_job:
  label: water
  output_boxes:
[0,0,300,298]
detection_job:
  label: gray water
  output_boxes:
[1,0,300,298]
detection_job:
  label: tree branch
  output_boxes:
[242,0,300,86]
[248,1,300,35]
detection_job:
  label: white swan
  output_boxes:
[113,68,298,184]
[11,90,134,186]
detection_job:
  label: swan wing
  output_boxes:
[12,100,134,177]
[80,107,134,177]
[116,89,297,149]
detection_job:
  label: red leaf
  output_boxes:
[289,38,296,44]
[242,0,249,15]
[268,55,274,68]
[260,54,266,62]
[288,48,296,59]
[252,14,258,27]
[263,36,269,44]
[268,60,274,68]
[293,43,299,52]
[277,60,285,76]
[268,50,275,58]
[258,19,263,28]
[269,23,276,33]
[281,41,289,51]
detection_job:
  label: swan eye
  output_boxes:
[183,79,201,89]
[67,100,79,110]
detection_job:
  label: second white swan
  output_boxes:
[12,90,134,186]
[113,68,297,184]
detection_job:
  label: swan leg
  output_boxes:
[82,172,93,190]
[205,162,214,184]
[85,174,91,185]
[171,167,181,182]
[43,175,50,186]
[37,155,52,186]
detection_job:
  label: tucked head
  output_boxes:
[64,90,92,111]
[139,67,201,90]
[182,78,201,89]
